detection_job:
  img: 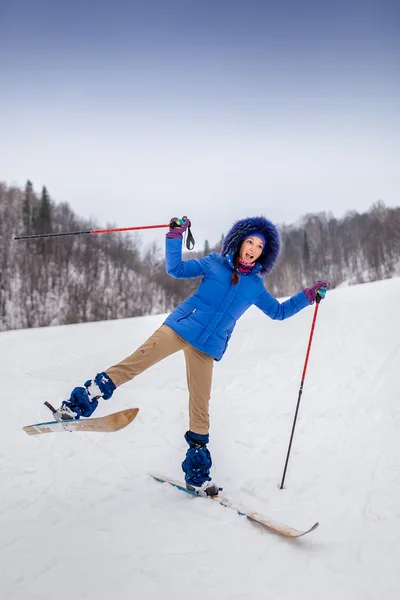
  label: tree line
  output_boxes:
[0,181,399,331]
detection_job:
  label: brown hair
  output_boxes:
[231,254,240,285]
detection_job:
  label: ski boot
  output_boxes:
[51,372,116,421]
[186,480,221,497]
[182,431,221,497]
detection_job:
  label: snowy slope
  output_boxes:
[1,278,399,600]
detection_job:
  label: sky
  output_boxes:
[1,0,399,248]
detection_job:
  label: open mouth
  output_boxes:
[245,253,254,261]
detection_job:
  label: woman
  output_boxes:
[56,216,328,496]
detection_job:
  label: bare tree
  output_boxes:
[1,180,399,331]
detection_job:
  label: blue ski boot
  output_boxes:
[182,431,220,496]
[54,372,116,420]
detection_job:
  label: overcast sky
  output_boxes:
[1,0,399,248]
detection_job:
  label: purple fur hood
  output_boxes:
[221,216,281,275]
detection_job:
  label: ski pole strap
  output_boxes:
[185,226,195,250]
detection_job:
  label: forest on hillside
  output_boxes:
[1,181,399,331]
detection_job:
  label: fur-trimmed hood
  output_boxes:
[221,216,281,275]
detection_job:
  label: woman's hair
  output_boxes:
[221,216,281,276]
[232,253,240,285]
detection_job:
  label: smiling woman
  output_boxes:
[240,236,264,261]
[51,214,329,498]
[234,235,265,284]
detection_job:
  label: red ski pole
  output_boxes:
[14,222,170,240]
[280,294,322,489]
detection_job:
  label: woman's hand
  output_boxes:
[166,216,191,239]
[304,281,330,304]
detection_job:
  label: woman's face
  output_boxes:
[239,236,264,263]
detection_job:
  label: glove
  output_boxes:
[304,280,330,304]
[166,216,191,239]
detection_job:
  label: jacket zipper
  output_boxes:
[177,308,197,322]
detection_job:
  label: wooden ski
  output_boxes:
[150,474,319,538]
[23,408,139,435]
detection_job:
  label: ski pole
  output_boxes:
[279,294,322,490]
[14,223,170,241]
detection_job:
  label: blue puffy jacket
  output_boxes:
[163,237,310,361]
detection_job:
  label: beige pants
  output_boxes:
[106,325,214,435]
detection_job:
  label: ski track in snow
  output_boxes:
[1,278,399,600]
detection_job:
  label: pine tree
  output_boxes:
[203,240,210,256]
[22,180,34,235]
[37,186,52,234]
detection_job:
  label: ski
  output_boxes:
[23,408,139,435]
[150,474,319,538]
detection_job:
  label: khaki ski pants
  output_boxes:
[106,325,214,435]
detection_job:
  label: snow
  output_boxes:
[1,278,399,600]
